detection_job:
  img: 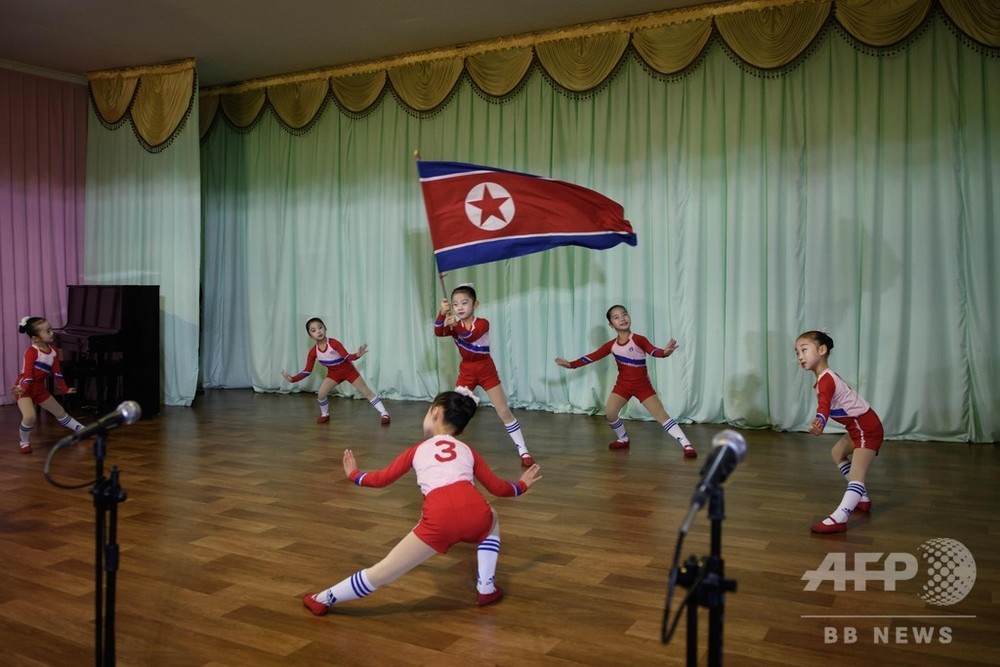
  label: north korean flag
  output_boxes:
[417,160,637,272]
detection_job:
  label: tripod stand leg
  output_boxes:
[103,467,123,666]
[686,587,698,666]
[94,480,105,667]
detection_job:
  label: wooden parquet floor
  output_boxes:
[1,389,997,666]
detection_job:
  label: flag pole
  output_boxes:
[414,149,455,319]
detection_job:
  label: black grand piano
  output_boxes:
[55,284,160,418]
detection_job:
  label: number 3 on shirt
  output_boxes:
[434,440,457,462]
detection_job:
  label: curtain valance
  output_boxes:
[199,0,998,137]
[89,58,196,152]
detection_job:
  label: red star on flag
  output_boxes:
[469,185,510,225]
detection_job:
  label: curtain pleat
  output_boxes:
[466,47,534,96]
[716,3,831,69]
[387,58,464,112]
[940,0,1000,46]
[268,79,329,130]
[330,70,387,113]
[835,0,934,47]
[632,19,714,74]
[535,33,629,91]
[130,69,195,147]
[219,88,266,128]
[89,75,139,125]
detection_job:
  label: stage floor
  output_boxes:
[2,389,996,665]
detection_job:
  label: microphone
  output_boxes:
[679,429,747,534]
[57,400,142,447]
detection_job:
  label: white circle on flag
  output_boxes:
[465,182,515,231]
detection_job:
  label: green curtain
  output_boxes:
[85,99,201,406]
[200,15,998,442]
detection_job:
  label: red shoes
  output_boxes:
[302,593,329,616]
[608,439,630,450]
[477,586,504,606]
[810,517,848,534]
[856,500,872,512]
[682,446,697,459]
[520,454,536,468]
[380,414,391,426]
[316,415,330,424]
[19,442,32,454]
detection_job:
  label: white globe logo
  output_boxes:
[918,538,976,606]
[464,182,515,231]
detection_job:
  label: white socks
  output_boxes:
[477,533,500,595]
[608,417,629,442]
[316,569,376,606]
[663,419,691,447]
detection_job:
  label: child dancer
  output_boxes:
[795,330,884,534]
[435,284,535,467]
[555,305,696,459]
[282,317,390,425]
[11,316,85,453]
[302,389,542,615]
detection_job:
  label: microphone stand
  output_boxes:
[675,486,737,666]
[91,430,127,667]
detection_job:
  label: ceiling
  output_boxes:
[0,0,711,88]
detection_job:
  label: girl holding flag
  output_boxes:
[435,284,535,467]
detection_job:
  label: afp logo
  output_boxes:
[802,538,977,606]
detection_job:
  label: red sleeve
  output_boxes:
[350,445,419,488]
[434,314,455,338]
[814,374,835,426]
[570,339,614,368]
[16,346,37,387]
[288,346,318,383]
[471,448,527,497]
[632,334,665,358]
[329,338,357,363]
[51,348,70,394]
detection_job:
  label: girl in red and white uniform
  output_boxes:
[11,316,85,453]
[555,305,696,459]
[282,317,390,425]
[434,284,535,467]
[302,389,542,615]
[795,330,884,534]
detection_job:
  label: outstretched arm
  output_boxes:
[345,445,418,487]
[471,449,540,496]
[661,338,678,357]
[284,346,318,383]
[343,449,359,477]
[519,464,542,488]
[558,339,615,369]
[635,334,677,358]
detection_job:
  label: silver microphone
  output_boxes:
[679,430,747,535]
[57,400,142,446]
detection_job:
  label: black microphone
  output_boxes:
[57,400,142,447]
[679,429,747,535]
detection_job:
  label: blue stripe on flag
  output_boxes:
[435,232,636,272]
